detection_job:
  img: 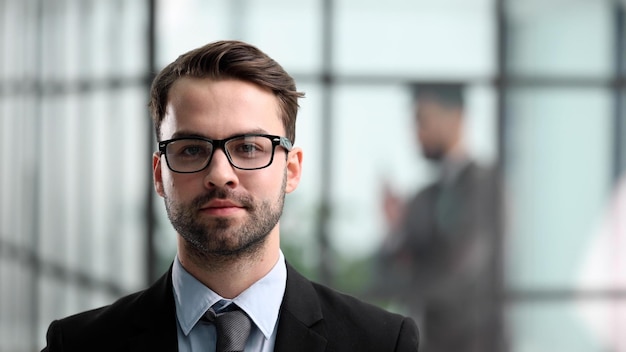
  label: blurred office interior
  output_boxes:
[2,0,626,350]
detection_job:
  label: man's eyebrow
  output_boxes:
[170,128,271,140]
[241,128,270,135]
[170,131,207,139]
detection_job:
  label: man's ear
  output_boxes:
[153,152,165,197]
[285,147,303,194]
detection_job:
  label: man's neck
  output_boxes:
[176,233,281,299]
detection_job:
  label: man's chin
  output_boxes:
[196,236,267,264]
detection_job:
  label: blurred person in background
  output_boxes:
[371,83,504,352]
[41,40,418,352]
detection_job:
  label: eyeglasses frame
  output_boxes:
[158,133,293,173]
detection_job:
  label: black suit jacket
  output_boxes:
[43,262,419,351]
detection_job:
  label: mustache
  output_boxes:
[191,188,254,209]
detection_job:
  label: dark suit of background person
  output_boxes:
[41,40,419,351]
[371,83,504,352]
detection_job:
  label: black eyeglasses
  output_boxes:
[158,134,292,173]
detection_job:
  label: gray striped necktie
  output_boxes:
[204,305,251,352]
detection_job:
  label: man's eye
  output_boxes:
[175,144,209,158]
[230,142,266,159]
[237,143,260,153]
[182,146,202,155]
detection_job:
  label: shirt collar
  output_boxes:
[172,252,287,340]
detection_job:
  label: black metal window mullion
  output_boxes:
[613,2,626,181]
[145,0,158,285]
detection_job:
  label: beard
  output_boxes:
[164,173,286,264]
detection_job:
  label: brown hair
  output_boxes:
[149,40,304,142]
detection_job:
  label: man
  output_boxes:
[42,40,419,352]
[374,83,503,352]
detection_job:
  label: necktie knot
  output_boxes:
[204,304,251,352]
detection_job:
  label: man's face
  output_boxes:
[415,99,462,161]
[152,78,302,260]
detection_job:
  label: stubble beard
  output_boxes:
[164,174,286,268]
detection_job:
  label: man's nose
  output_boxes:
[203,148,238,189]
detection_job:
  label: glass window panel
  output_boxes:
[466,84,499,165]
[506,0,613,78]
[36,86,148,295]
[112,86,150,290]
[0,99,8,237]
[505,88,613,289]
[156,0,232,66]
[156,0,321,74]
[0,258,8,348]
[280,82,324,272]
[40,1,66,82]
[62,0,82,81]
[1,1,151,351]
[508,300,620,352]
[291,82,324,200]
[38,95,71,264]
[115,0,150,77]
[5,0,40,81]
[241,0,321,74]
[62,93,83,273]
[335,0,495,77]
[576,298,626,350]
[52,88,149,291]
[87,89,119,281]
[330,84,426,260]
[1,0,38,81]
[578,173,626,292]
[37,275,69,349]
[621,93,626,172]
[41,0,120,82]
[3,259,36,351]
[0,95,38,250]
[579,93,626,292]
[92,0,119,80]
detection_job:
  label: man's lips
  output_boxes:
[199,200,245,216]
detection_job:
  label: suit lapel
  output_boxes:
[274,263,327,352]
[128,268,179,351]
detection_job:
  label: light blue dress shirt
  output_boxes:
[172,252,287,352]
